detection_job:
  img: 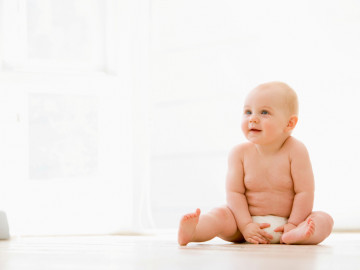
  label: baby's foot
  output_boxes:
[281,218,315,244]
[178,208,201,246]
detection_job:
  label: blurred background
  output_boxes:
[0,0,359,236]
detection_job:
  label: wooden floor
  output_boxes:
[0,232,359,269]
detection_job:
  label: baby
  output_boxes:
[178,82,334,245]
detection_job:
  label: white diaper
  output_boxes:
[251,215,288,244]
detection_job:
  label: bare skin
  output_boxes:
[178,208,201,245]
[178,82,334,246]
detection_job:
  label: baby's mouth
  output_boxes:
[249,128,261,132]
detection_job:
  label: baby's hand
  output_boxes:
[242,222,273,244]
[274,223,297,243]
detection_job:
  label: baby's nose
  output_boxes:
[249,115,259,123]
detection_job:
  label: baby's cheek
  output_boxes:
[241,120,248,134]
[262,121,278,134]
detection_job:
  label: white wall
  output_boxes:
[149,0,360,230]
[1,0,359,235]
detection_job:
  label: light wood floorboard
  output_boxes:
[0,232,359,269]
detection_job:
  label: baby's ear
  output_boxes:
[286,115,298,131]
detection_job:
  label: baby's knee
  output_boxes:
[311,211,334,227]
[210,206,234,221]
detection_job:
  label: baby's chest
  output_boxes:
[243,156,293,191]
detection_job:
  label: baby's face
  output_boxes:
[241,87,291,145]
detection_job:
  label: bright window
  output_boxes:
[0,0,136,235]
[2,0,105,72]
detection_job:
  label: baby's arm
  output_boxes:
[226,145,272,244]
[287,141,315,226]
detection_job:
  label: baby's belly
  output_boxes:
[246,190,294,218]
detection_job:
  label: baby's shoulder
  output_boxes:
[228,142,253,158]
[283,136,309,156]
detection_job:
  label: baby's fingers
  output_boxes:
[246,238,259,244]
[248,235,268,244]
[247,237,259,244]
[259,223,270,229]
[274,225,284,232]
[259,230,273,241]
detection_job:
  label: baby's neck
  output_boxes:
[254,136,291,155]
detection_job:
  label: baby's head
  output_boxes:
[242,82,299,145]
[252,81,299,117]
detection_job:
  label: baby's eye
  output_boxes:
[261,110,269,115]
[244,110,252,115]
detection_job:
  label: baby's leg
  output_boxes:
[178,206,243,246]
[282,211,334,245]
